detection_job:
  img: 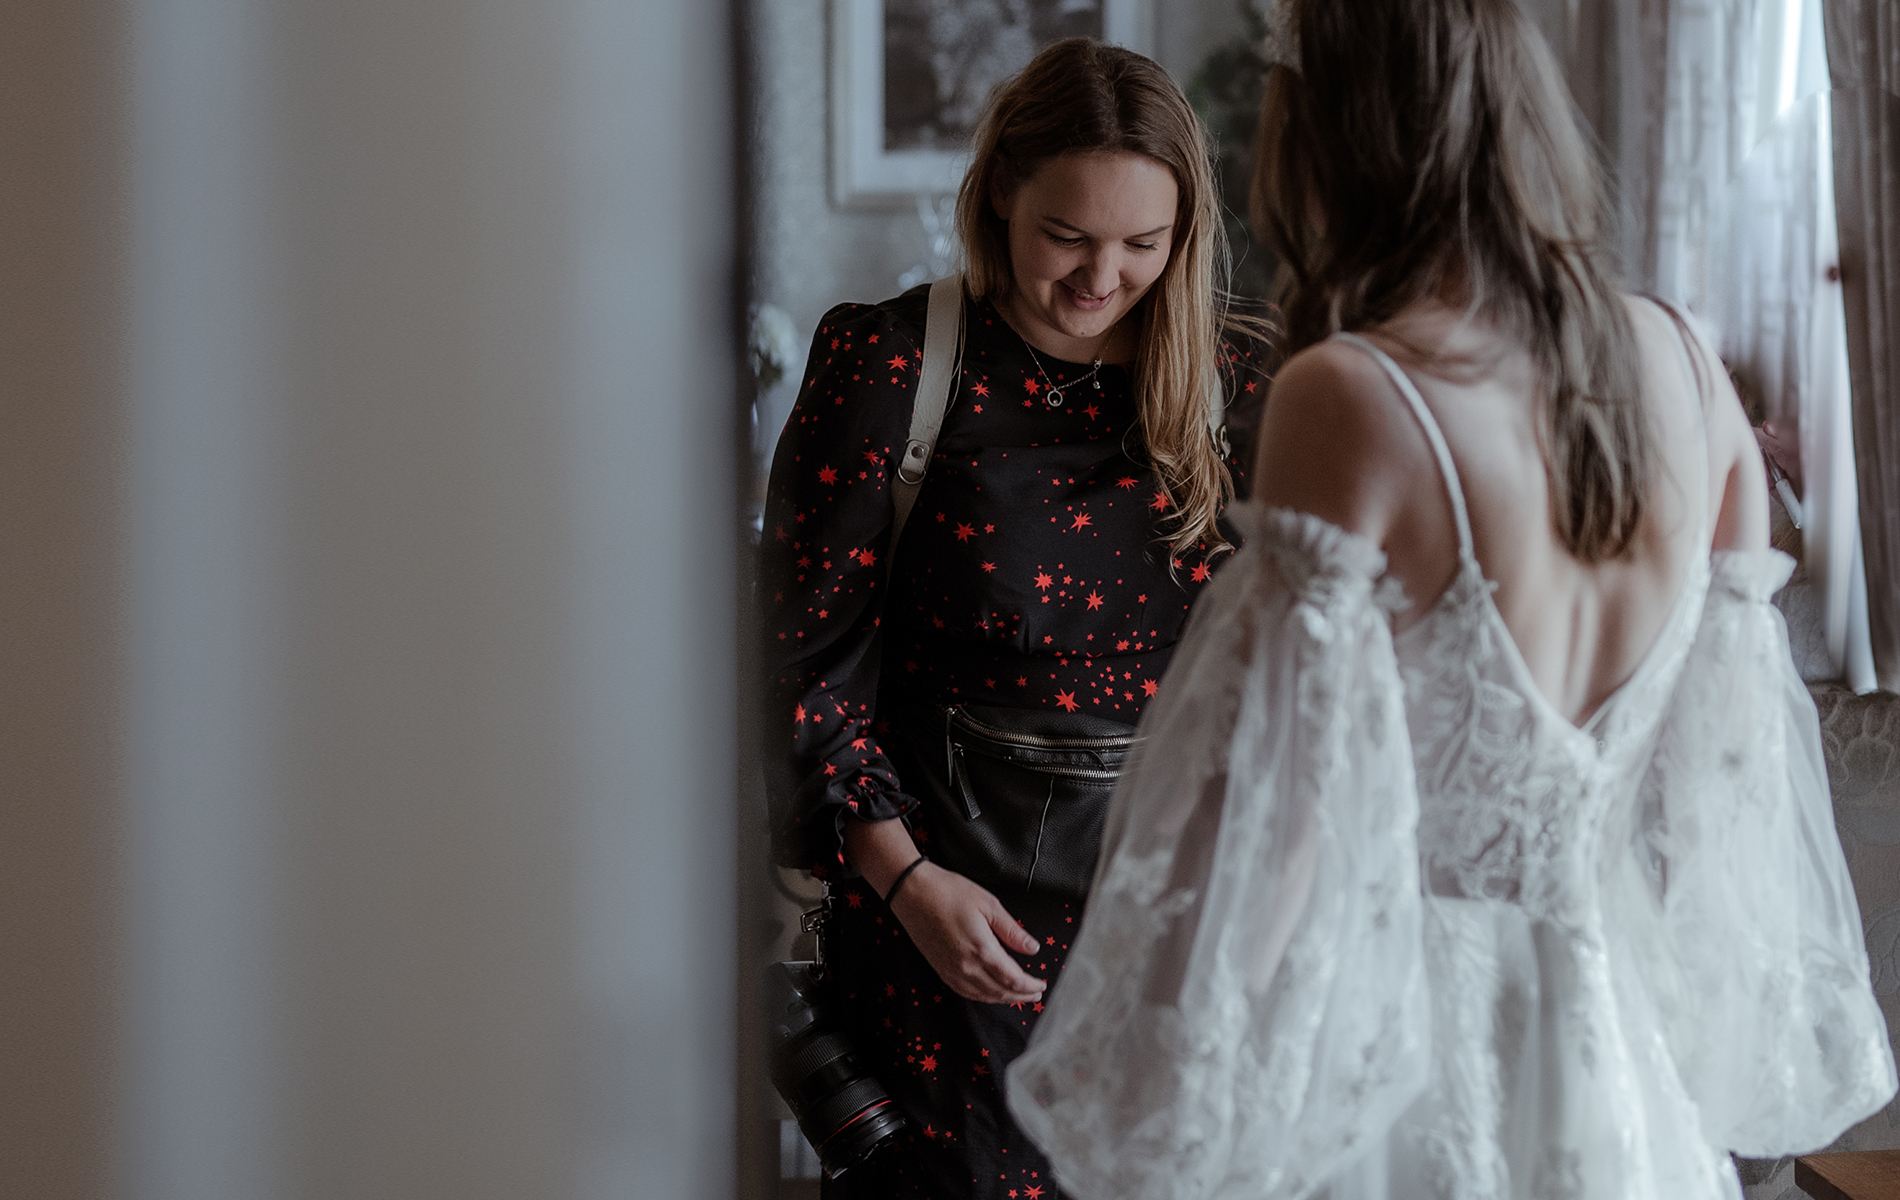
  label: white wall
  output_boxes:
[6,1,746,1198]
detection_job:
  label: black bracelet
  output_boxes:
[883,854,929,907]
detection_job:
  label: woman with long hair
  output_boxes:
[759,38,1270,1199]
[1009,2,1895,1197]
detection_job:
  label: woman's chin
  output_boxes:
[1045,305,1121,343]
[1009,288,1131,352]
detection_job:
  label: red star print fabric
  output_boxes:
[761,284,1268,1200]
[759,284,1268,875]
[815,884,1085,1200]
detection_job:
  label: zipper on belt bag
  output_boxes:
[941,704,1129,822]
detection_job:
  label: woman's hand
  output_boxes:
[842,816,1046,1006]
[887,862,1047,1006]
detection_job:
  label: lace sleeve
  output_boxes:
[1620,549,1897,1155]
[1006,504,1430,1200]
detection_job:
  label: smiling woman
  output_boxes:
[987,151,1178,361]
[958,41,1244,557]
[758,37,1272,1200]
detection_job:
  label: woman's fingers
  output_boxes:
[986,903,1044,957]
[975,904,1045,997]
[951,926,1039,1003]
[891,865,1050,1005]
[964,960,1040,1005]
[955,965,1034,1005]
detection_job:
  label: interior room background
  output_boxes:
[5,1,1897,1199]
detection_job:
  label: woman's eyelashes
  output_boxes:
[1042,231,1162,252]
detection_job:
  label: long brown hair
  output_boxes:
[958,38,1245,555]
[1251,0,1649,562]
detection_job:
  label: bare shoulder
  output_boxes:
[1621,293,1768,552]
[1251,337,1440,543]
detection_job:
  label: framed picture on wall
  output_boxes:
[831,0,1156,207]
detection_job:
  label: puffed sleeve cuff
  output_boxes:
[1628,545,1897,1152]
[1708,546,1796,601]
[781,768,920,879]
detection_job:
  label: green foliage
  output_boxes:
[1188,2,1280,304]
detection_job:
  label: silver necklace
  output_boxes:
[1021,339,1104,408]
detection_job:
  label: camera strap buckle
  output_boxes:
[803,889,833,967]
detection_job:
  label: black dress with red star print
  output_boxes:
[760,283,1267,1200]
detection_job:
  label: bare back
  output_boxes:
[1254,295,1770,727]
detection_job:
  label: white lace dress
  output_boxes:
[1005,337,1897,1200]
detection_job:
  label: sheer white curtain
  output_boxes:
[1558,5,1900,1186]
[1561,0,1877,692]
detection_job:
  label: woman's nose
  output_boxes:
[1074,252,1119,297]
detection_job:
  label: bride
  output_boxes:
[1005,0,1897,1197]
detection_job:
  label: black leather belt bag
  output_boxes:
[886,703,1136,903]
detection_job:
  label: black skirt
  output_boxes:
[820,704,1133,1200]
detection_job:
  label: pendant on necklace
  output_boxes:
[1026,350,1105,411]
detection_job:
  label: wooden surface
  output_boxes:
[1795,1150,1900,1200]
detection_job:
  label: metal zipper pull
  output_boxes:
[950,743,982,820]
[942,706,981,820]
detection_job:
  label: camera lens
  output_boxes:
[766,961,907,1176]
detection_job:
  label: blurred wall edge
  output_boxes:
[2,1,746,1198]
[0,2,125,1196]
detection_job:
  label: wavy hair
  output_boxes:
[957,37,1251,555]
[1251,0,1649,562]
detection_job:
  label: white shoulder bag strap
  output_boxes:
[888,273,964,562]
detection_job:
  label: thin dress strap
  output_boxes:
[1331,332,1477,563]
[1640,296,1718,549]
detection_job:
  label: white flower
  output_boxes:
[748,302,801,390]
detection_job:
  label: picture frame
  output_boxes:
[830,0,1155,208]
